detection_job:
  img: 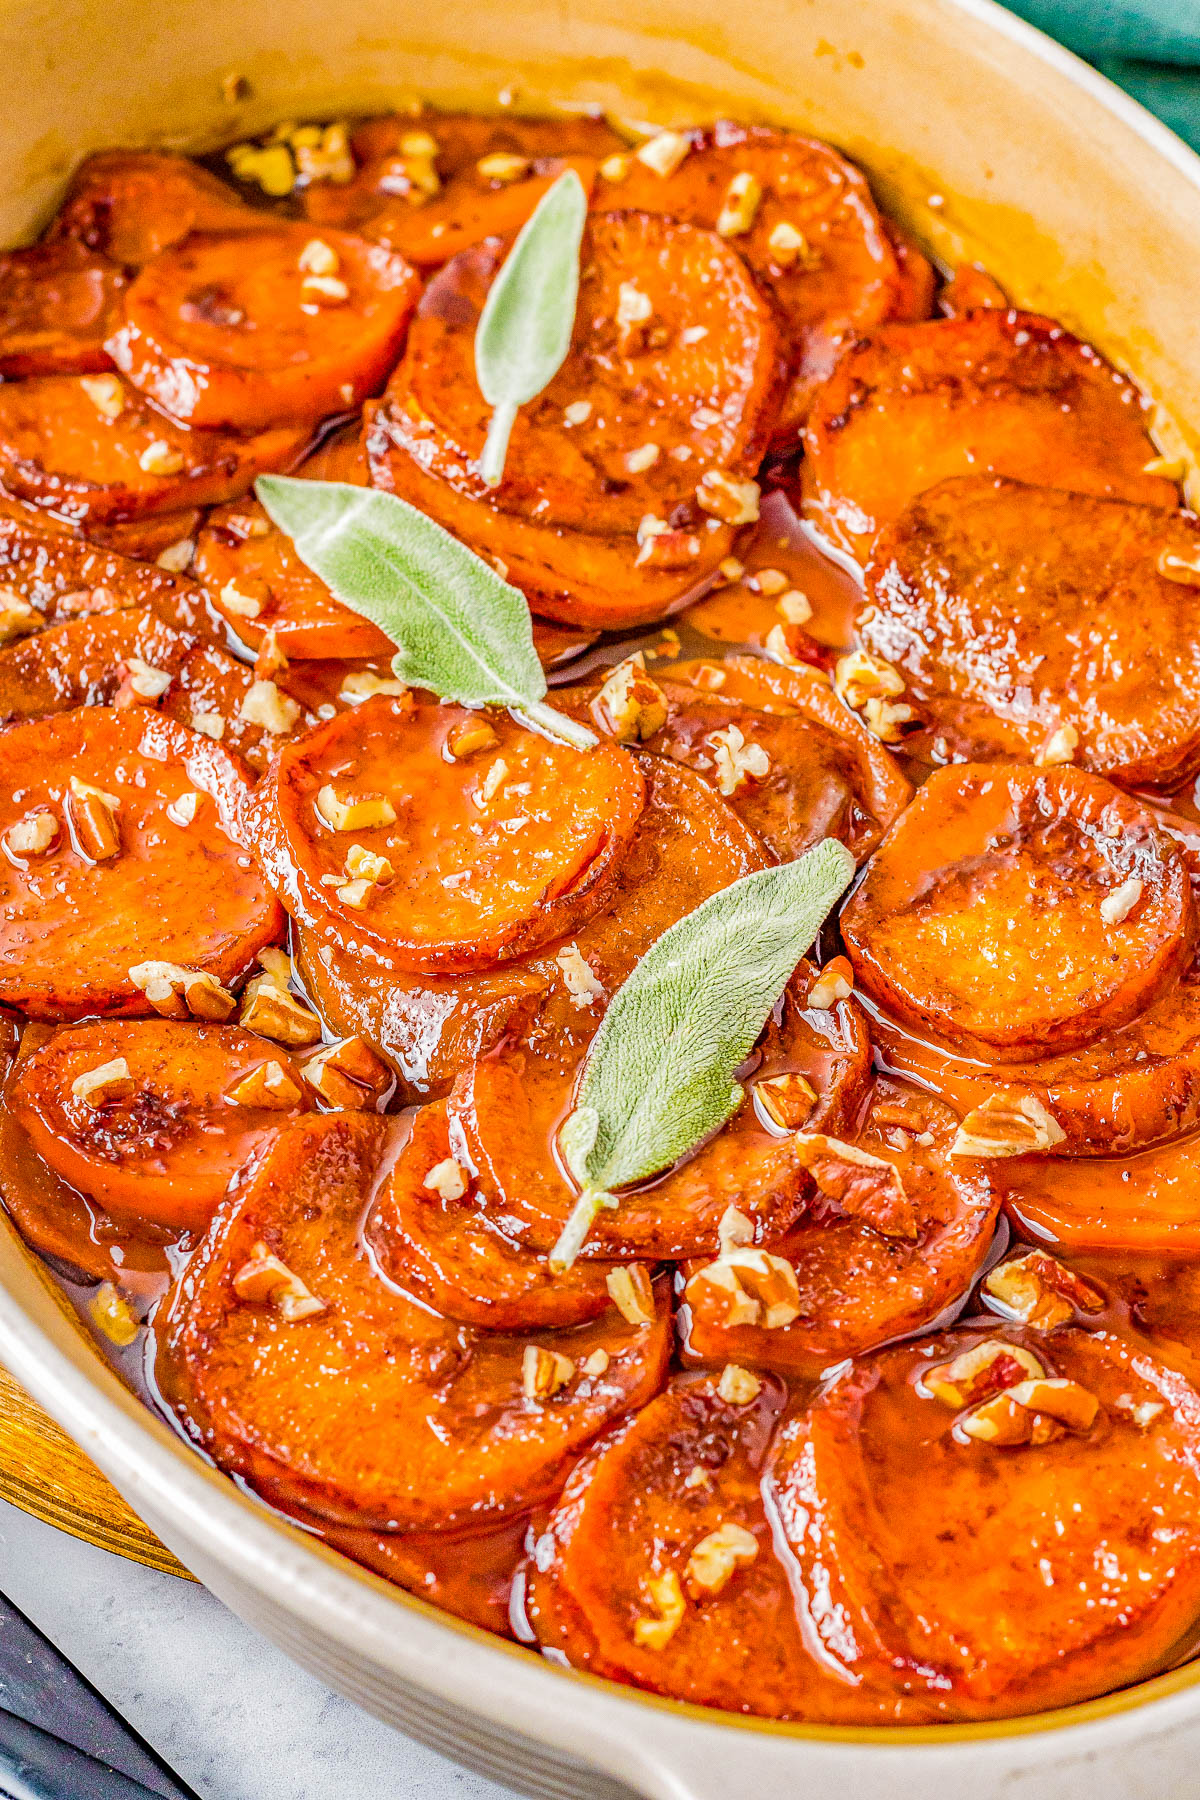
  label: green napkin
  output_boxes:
[1002,0,1200,150]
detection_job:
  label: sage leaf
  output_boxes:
[256,475,596,750]
[474,167,587,487]
[550,839,856,1268]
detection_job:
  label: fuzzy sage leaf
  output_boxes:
[474,167,588,487]
[255,476,595,749]
[550,840,856,1269]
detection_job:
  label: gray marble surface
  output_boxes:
[0,1497,521,1800]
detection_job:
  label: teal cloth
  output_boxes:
[1002,1,1200,149]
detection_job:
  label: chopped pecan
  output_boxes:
[794,1132,917,1240]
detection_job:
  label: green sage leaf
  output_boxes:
[255,476,596,749]
[551,839,856,1268]
[474,167,587,487]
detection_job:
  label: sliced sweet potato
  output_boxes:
[526,1373,851,1720]
[328,1512,531,1637]
[0,502,221,640]
[259,695,646,975]
[193,431,393,660]
[998,1136,1200,1251]
[108,226,421,430]
[304,111,623,261]
[766,1325,1200,1718]
[291,754,768,1098]
[683,1078,998,1375]
[49,150,255,265]
[367,401,736,628]
[0,240,126,377]
[939,263,1008,315]
[85,509,203,564]
[10,1018,310,1231]
[389,211,780,536]
[450,965,871,1259]
[0,374,310,525]
[874,972,1200,1160]
[0,706,282,1019]
[841,763,1194,1060]
[159,1111,671,1529]
[883,221,938,323]
[563,652,911,864]
[602,124,920,442]
[802,311,1179,564]
[863,477,1200,788]
[364,1100,613,1330]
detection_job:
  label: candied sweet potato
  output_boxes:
[258,695,646,975]
[108,227,421,430]
[50,151,255,266]
[802,311,1178,564]
[841,763,1194,1060]
[602,123,926,441]
[159,1112,670,1529]
[292,753,768,1098]
[0,374,310,524]
[0,240,126,378]
[864,478,1200,788]
[364,1101,612,1329]
[767,1325,1200,1717]
[998,1134,1200,1252]
[0,706,282,1018]
[682,1078,999,1375]
[10,1019,309,1231]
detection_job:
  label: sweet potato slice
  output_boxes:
[526,1373,850,1720]
[0,503,221,640]
[0,706,282,1019]
[259,695,646,975]
[390,212,780,536]
[841,763,1194,1060]
[863,478,1200,789]
[874,972,1200,1160]
[562,652,911,864]
[10,1019,310,1231]
[998,1135,1200,1252]
[304,111,623,261]
[0,240,126,377]
[328,1512,531,1637]
[450,965,871,1259]
[108,227,421,430]
[766,1326,1200,1718]
[85,508,202,564]
[802,311,1178,564]
[602,124,920,441]
[682,1078,998,1375]
[367,401,736,628]
[159,1111,670,1530]
[364,1100,614,1330]
[0,374,310,524]
[291,754,767,1098]
[193,432,393,660]
[49,150,255,265]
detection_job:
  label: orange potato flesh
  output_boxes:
[86,508,203,563]
[159,1111,671,1530]
[0,240,127,378]
[0,706,282,1018]
[997,1135,1200,1252]
[291,753,768,1099]
[0,373,311,525]
[327,1512,532,1637]
[362,156,600,269]
[841,763,1194,1060]
[49,150,256,265]
[108,227,421,430]
[364,1100,613,1329]
[864,478,1200,788]
[682,1077,998,1375]
[601,124,922,441]
[450,966,871,1259]
[563,652,912,865]
[259,696,646,975]
[802,311,1179,564]
[391,212,780,536]
[366,401,736,629]
[767,1327,1200,1717]
[872,973,1200,1159]
[526,1375,844,1720]
[10,1019,310,1232]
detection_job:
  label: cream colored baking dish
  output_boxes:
[3,0,1200,1793]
